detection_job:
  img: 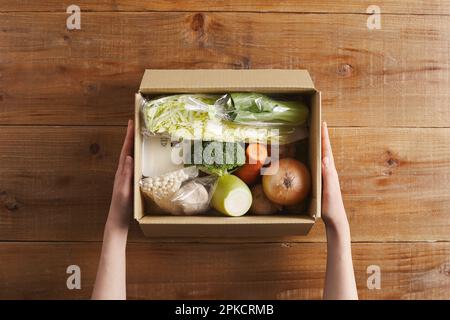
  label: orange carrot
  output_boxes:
[234,143,268,185]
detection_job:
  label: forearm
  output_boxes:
[91,219,128,300]
[323,217,358,300]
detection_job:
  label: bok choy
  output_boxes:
[227,93,309,126]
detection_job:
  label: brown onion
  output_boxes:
[262,158,311,205]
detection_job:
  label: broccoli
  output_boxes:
[190,141,245,176]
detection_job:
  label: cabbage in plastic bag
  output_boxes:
[140,93,309,144]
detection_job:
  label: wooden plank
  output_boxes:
[0,1,449,14]
[1,126,450,242]
[0,126,120,241]
[1,12,449,127]
[0,242,449,299]
[323,127,450,242]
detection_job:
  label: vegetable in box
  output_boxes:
[139,92,311,217]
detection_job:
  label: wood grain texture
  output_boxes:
[0,126,119,240]
[0,12,449,126]
[1,1,450,301]
[0,1,449,14]
[1,242,449,300]
[1,126,450,242]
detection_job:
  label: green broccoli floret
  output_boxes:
[191,141,245,176]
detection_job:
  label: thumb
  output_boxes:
[322,156,329,184]
[322,155,338,186]
[323,155,330,169]
[124,155,134,182]
[322,155,333,176]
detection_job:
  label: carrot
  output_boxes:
[234,143,268,185]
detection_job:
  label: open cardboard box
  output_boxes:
[134,69,321,237]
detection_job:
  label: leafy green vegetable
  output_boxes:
[142,94,218,137]
[141,93,309,144]
[227,93,309,126]
[190,141,245,176]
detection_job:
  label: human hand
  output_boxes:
[106,119,134,233]
[321,121,348,231]
[321,122,357,300]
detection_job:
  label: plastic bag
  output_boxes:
[169,175,218,215]
[140,166,218,215]
[140,94,222,137]
[140,93,309,144]
[225,93,309,127]
[139,166,198,213]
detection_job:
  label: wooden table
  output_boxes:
[1,1,449,299]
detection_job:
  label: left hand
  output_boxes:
[106,120,134,232]
[321,121,348,232]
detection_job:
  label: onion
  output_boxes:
[250,184,282,215]
[262,158,311,206]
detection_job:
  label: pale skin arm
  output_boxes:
[90,120,356,299]
[92,120,134,300]
[321,121,358,300]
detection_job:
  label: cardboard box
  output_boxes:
[134,69,321,237]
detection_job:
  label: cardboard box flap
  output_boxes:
[140,69,315,93]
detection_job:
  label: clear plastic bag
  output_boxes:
[140,166,218,215]
[224,93,309,127]
[169,175,218,215]
[140,93,309,144]
[139,166,198,213]
[140,94,222,137]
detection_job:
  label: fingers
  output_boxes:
[321,121,335,170]
[118,120,134,173]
